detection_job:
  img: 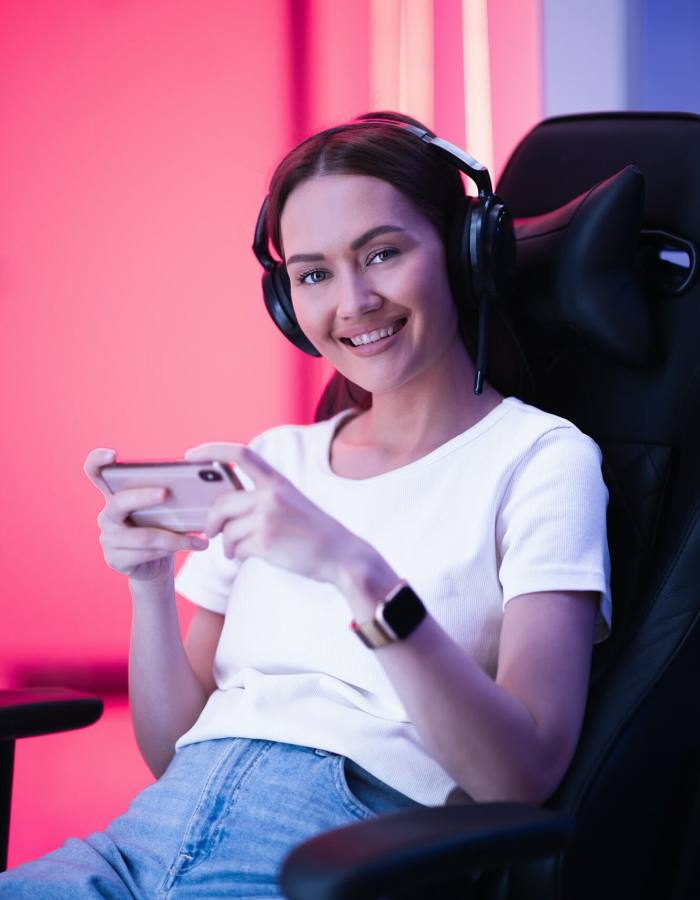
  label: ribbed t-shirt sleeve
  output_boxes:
[174,533,241,614]
[496,426,612,643]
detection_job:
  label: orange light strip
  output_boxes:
[462,0,494,184]
[399,0,434,124]
[371,0,433,124]
[370,0,402,110]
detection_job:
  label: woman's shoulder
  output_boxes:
[249,411,347,447]
[504,397,602,462]
[502,396,600,447]
[245,410,350,474]
[498,397,604,482]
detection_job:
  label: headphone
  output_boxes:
[252,116,515,395]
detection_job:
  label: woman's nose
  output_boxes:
[336,271,382,318]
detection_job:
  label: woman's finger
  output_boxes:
[221,519,257,560]
[221,444,281,482]
[184,443,244,462]
[102,525,206,554]
[105,545,197,570]
[83,448,118,498]
[98,487,169,528]
[203,489,257,538]
[185,443,282,487]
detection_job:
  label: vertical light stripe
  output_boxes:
[370,0,402,110]
[399,0,434,123]
[370,0,433,122]
[542,0,628,117]
[462,0,494,183]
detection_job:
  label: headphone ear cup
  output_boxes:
[469,195,517,302]
[446,197,477,311]
[262,264,320,357]
[468,196,493,301]
[485,200,516,300]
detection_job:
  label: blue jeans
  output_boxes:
[0,737,424,898]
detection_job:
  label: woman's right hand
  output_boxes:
[83,448,209,583]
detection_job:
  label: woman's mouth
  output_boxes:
[339,317,407,354]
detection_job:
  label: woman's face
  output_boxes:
[279,173,463,397]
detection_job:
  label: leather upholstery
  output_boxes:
[497,112,700,900]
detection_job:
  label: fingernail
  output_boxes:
[191,536,209,550]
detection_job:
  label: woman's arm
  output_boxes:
[82,447,224,780]
[338,553,598,805]
[128,561,224,778]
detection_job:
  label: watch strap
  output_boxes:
[350,616,394,649]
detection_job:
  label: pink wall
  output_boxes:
[2,0,542,869]
[0,1,297,671]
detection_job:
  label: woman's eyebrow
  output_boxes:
[285,225,406,266]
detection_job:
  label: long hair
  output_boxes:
[263,110,534,421]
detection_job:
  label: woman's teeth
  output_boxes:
[344,318,406,347]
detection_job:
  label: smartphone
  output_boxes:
[100,460,244,533]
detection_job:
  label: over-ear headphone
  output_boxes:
[252,116,515,395]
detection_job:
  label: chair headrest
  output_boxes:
[511,165,653,367]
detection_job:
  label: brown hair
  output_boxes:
[264,110,533,420]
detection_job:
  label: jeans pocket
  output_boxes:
[334,756,377,820]
[335,756,420,821]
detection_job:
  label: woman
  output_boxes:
[0,112,611,897]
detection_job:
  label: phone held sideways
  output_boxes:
[99,460,244,533]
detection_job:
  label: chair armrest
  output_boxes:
[0,688,104,872]
[280,802,573,900]
[0,688,103,740]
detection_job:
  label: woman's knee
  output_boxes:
[0,837,134,899]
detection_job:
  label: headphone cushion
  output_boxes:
[262,265,321,357]
[267,264,295,331]
[487,202,516,300]
[274,264,293,320]
[446,198,476,310]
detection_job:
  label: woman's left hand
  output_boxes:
[184,442,366,587]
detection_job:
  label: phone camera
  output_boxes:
[198,469,223,482]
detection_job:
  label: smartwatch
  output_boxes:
[350,580,427,649]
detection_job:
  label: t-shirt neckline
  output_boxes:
[320,397,517,483]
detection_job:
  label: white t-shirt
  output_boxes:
[174,396,612,806]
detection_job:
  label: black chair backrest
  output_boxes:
[495,112,700,900]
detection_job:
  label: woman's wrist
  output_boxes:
[334,539,402,618]
[128,556,176,606]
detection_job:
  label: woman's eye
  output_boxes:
[368,247,398,265]
[296,269,328,285]
[294,248,397,285]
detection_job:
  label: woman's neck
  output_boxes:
[342,342,505,459]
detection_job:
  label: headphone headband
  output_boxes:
[351,117,493,196]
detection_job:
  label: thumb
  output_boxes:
[184,442,245,462]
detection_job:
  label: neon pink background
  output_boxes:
[0,0,541,867]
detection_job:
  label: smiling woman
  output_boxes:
[280,171,466,409]
[0,113,612,898]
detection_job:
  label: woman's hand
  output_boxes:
[184,442,367,587]
[83,448,210,583]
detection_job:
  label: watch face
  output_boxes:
[382,586,426,638]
